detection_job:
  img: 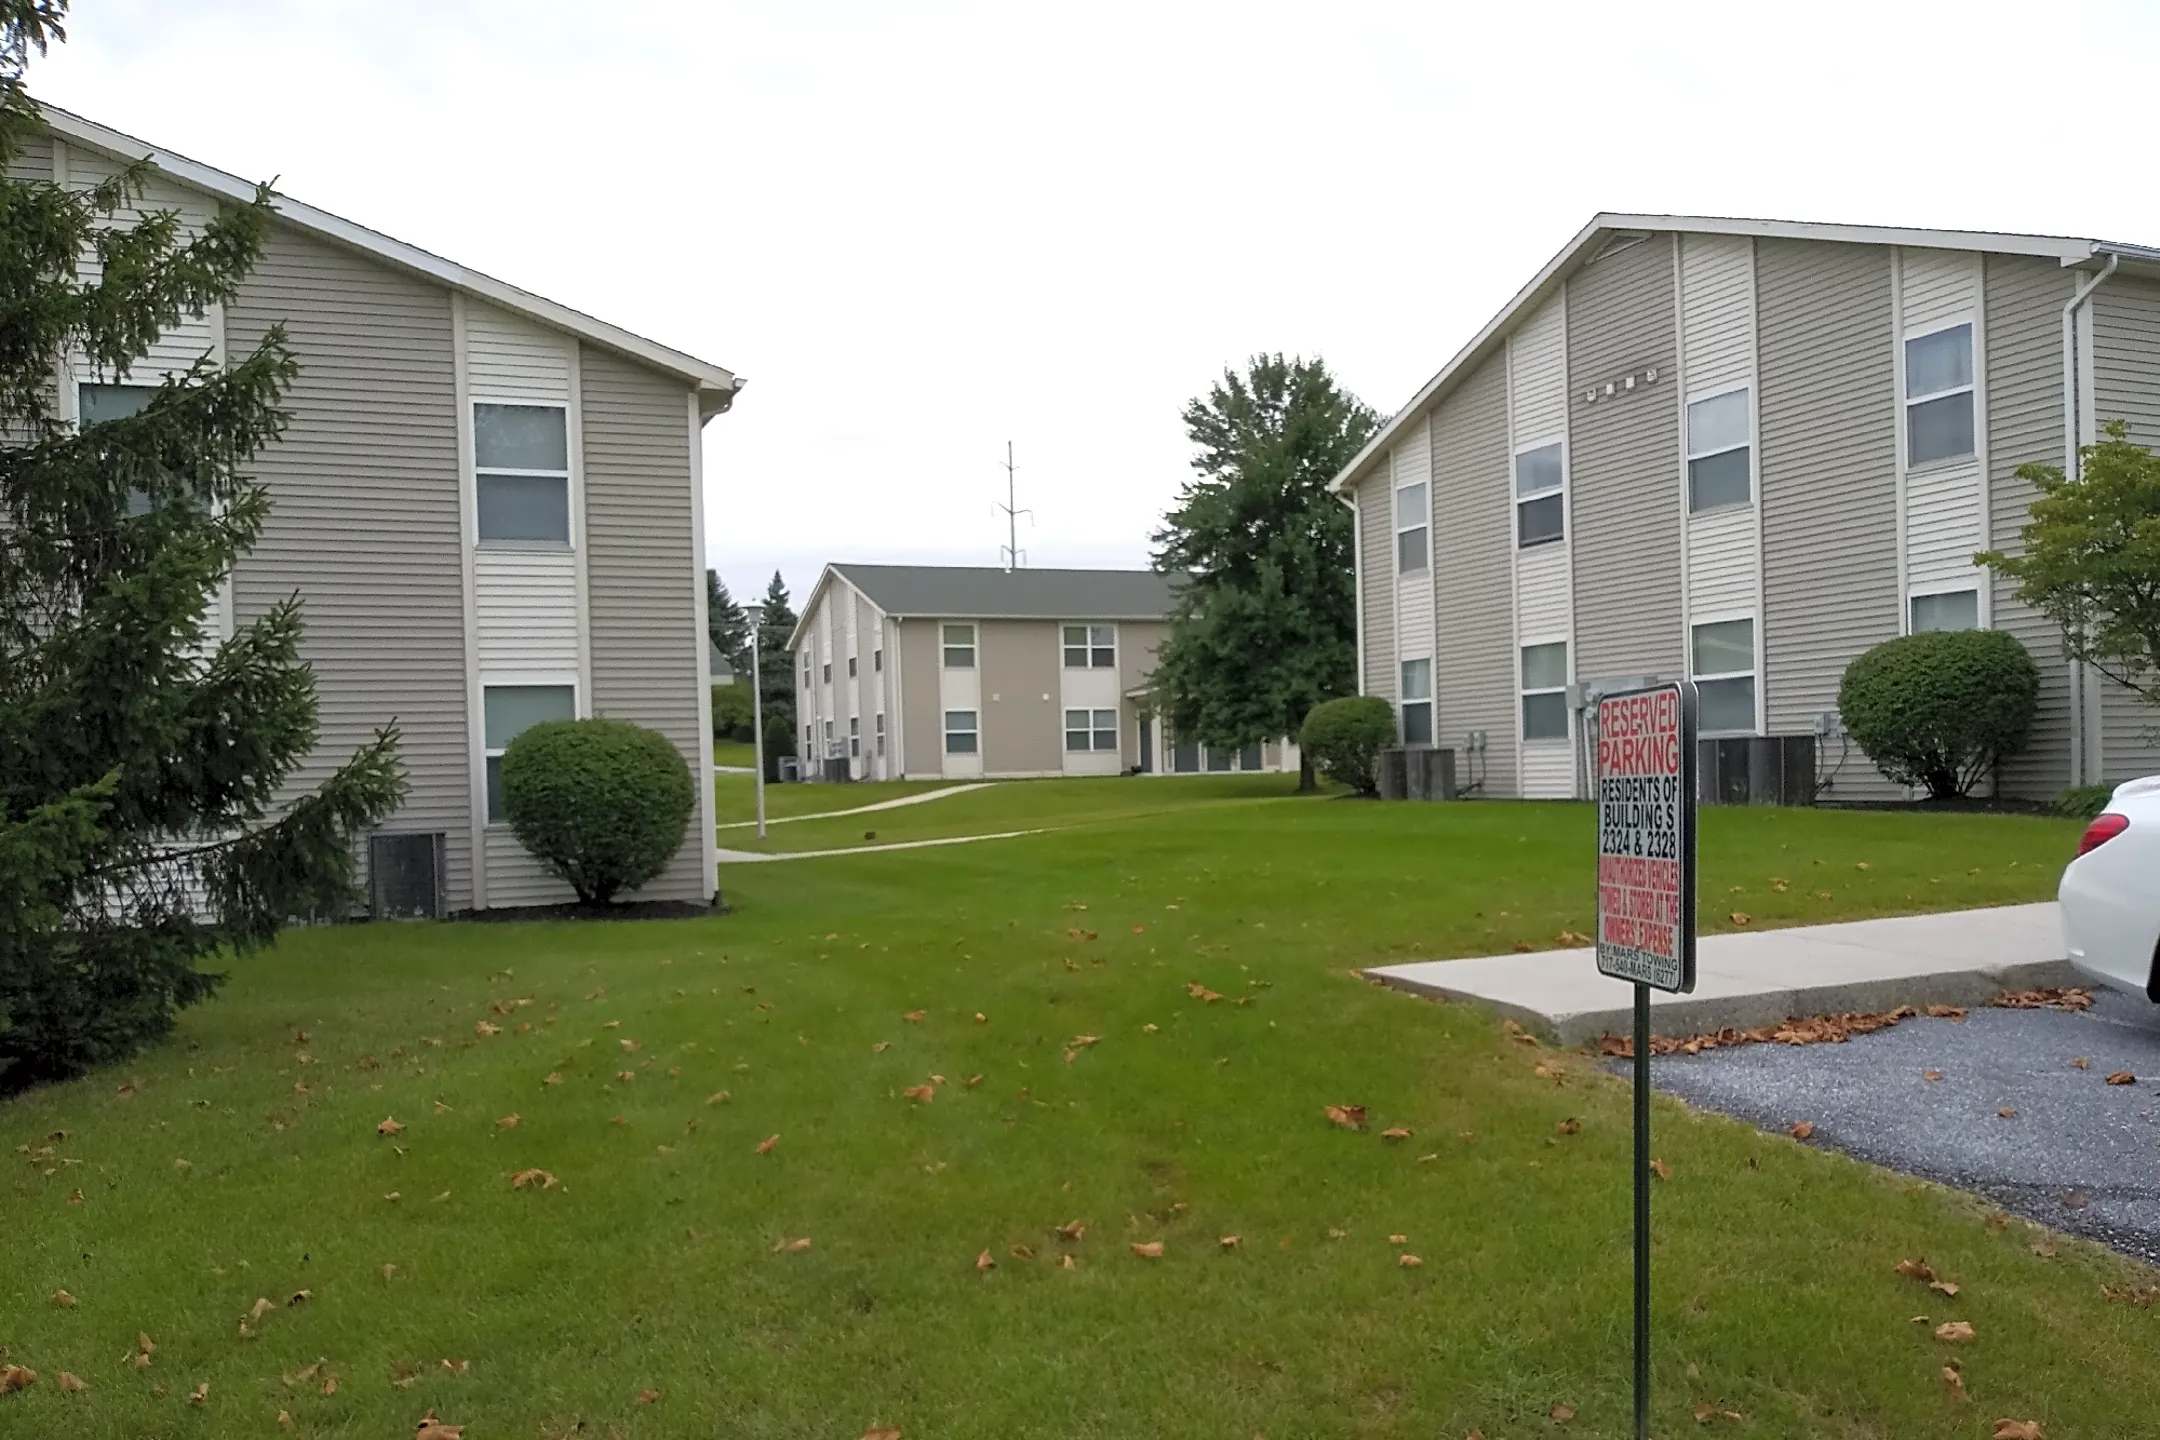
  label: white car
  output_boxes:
[2060,775,2160,1000]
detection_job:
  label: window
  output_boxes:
[875,712,886,757]
[1905,324,1975,466]
[874,648,883,672]
[847,655,857,679]
[944,709,979,754]
[1911,589,1980,633]
[80,383,159,514]
[942,623,976,668]
[1521,641,1569,740]
[1064,708,1118,752]
[803,722,812,755]
[1687,388,1752,511]
[802,655,811,688]
[1400,658,1433,746]
[483,684,576,821]
[474,403,570,544]
[1062,624,1116,668]
[849,716,860,758]
[1205,746,1233,772]
[1395,481,1430,573]
[1238,743,1262,771]
[1692,618,1757,734]
[1515,443,1565,547]
[822,661,831,683]
[823,718,834,757]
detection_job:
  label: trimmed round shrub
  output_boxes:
[1299,695,1397,795]
[1837,629,2040,799]
[500,717,696,905]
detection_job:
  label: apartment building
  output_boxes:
[1337,214,2160,801]
[786,564,1300,781]
[18,105,742,912]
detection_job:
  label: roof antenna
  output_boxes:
[998,439,1031,571]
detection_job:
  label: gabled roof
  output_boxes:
[786,563,1181,650]
[36,104,746,420]
[1331,211,2160,495]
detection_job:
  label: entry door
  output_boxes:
[1138,716,1154,773]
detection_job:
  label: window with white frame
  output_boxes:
[482,683,576,821]
[474,403,570,544]
[875,712,886,756]
[847,655,857,678]
[80,383,160,515]
[1686,388,1752,511]
[1395,481,1430,573]
[821,654,831,683]
[1521,641,1569,740]
[1515,443,1565,547]
[1064,708,1118,752]
[1062,624,1116,668]
[1692,618,1757,734]
[849,716,860,758]
[942,623,976,668]
[873,648,882,672]
[944,709,979,754]
[823,718,835,757]
[1400,658,1433,745]
[1905,323,1975,466]
[1910,589,1980,633]
[801,654,811,689]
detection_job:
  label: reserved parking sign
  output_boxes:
[1594,682,1697,994]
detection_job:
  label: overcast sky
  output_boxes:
[27,0,2160,606]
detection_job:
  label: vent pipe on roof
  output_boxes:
[998,440,1030,572]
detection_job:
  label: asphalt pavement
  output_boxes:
[1641,987,2160,1262]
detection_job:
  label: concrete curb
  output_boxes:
[1367,957,2084,1047]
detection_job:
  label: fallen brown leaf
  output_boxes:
[903,1010,926,1022]
[2107,1071,2137,1086]
[1059,1254,1077,1269]
[1186,982,1222,1002]
[1926,1004,1967,1020]
[1789,1121,1815,1140]
[1729,912,1752,926]
[756,1134,779,1154]
[474,1021,500,1037]
[2071,1056,2091,1070]
[1998,1106,2017,1119]
[498,1114,519,1129]
[861,1426,903,1440]
[1650,1159,1671,1180]
[1219,1235,1240,1250]
[0,1366,34,1394]
[376,1116,406,1136]
[249,1297,275,1321]
[1130,1240,1165,1258]
[1323,1104,1367,1130]
[1935,1320,1976,1343]
[1551,1402,1575,1423]
[1924,1070,1944,1081]
[415,1414,464,1440]
[1941,1363,1968,1402]
[975,1249,996,1272]
[1990,988,2092,1012]
[55,1371,86,1393]
[770,1236,812,1254]
[706,1090,730,1105]
[1056,1220,1087,1241]
[635,1388,661,1406]
[1897,1257,1938,1282]
[509,1168,557,1190]
[902,1084,936,1103]
[51,1289,75,1308]
[1931,1280,1959,1297]
[187,1382,208,1406]
[1381,1126,1411,1141]
[1397,1253,1423,1268]
[1992,1422,2043,1440]
[1557,1117,1581,1135]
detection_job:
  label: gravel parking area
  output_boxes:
[1643,987,2160,1262]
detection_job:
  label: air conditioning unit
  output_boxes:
[1375,747,1409,801]
[1696,736,1816,807]
[1405,746,1458,801]
[370,832,446,919]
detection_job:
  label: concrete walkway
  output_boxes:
[1366,903,2075,1045]
[717,828,1043,864]
[714,783,989,831]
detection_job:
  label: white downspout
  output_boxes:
[2061,252,2118,788]
[1340,488,1365,695]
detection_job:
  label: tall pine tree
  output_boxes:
[755,570,799,753]
[705,568,750,674]
[1151,355,1379,791]
[0,0,405,1088]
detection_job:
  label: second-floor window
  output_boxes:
[1515,443,1564,547]
[1063,624,1115,668]
[474,403,570,544]
[942,623,976,668]
[1686,388,1752,511]
[1906,323,1975,466]
[1395,481,1429,573]
[80,383,159,515]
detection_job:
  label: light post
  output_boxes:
[746,604,767,841]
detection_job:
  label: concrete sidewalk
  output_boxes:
[1365,903,2075,1045]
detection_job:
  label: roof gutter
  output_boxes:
[2061,249,2118,789]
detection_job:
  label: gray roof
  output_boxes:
[832,564,1181,621]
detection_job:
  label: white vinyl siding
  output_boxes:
[62,142,221,387]
[1516,543,1572,646]
[1687,506,1758,618]
[1680,235,1762,649]
[474,550,579,671]
[1508,291,1573,800]
[1680,234,1754,393]
[1896,250,1989,631]
[1393,426,1434,666]
[466,304,575,402]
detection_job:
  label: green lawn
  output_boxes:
[712,740,759,770]
[7,789,2153,1439]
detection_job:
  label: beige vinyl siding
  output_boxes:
[1358,472,1394,698]
[579,344,709,904]
[1983,253,2074,798]
[855,589,878,775]
[474,550,580,671]
[1509,296,1569,444]
[63,143,221,386]
[1757,239,1902,797]
[1117,618,1166,764]
[1569,232,1682,682]
[2090,275,2160,779]
[980,620,1060,775]
[1898,250,1988,604]
[1687,506,1757,617]
[225,223,473,906]
[1681,234,1755,393]
[1428,356,1517,796]
[467,302,575,402]
[1392,425,1433,664]
[897,618,942,777]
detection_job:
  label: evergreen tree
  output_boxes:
[756,570,799,743]
[1150,354,1379,791]
[0,1,405,1089]
[705,568,750,674]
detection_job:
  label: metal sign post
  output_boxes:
[1592,681,1697,1440]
